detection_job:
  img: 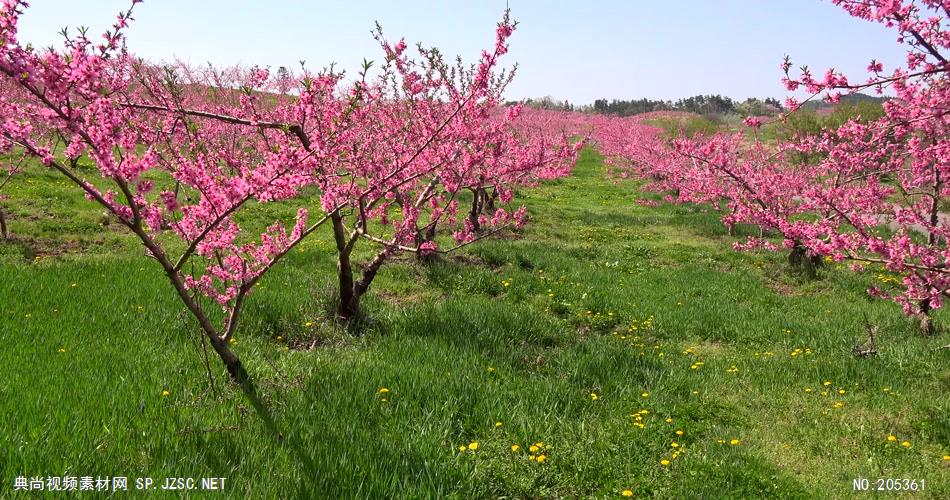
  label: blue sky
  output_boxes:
[16,1,908,104]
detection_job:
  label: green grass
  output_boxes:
[1,149,948,498]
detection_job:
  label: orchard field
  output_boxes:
[2,0,950,498]
[2,149,949,497]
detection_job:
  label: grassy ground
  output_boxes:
[1,148,948,498]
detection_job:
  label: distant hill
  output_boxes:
[800,93,887,111]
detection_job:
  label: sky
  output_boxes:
[15,1,910,105]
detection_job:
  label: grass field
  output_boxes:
[1,148,948,498]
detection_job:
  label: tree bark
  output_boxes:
[0,207,6,239]
[332,212,360,321]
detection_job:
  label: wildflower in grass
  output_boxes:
[641,391,649,398]
[887,435,897,442]
[622,490,634,497]
[838,389,846,395]
[671,442,679,448]
[304,322,314,328]
[468,441,479,451]
[726,366,739,373]
[495,421,503,427]
[820,391,829,397]
[833,402,843,409]
[691,390,699,395]
[660,459,670,466]
[458,445,466,452]
[70,283,77,288]
[57,347,65,353]
[536,454,546,463]
[823,381,832,386]
[275,336,283,341]
[161,390,170,397]
[665,418,673,423]
[487,366,496,373]
[529,444,539,453]
[528,455,536,461]
[901,441,911,448]
[804,387,813,393]
[511,445,520,452]
[730,439,740,445]
[717,439,725,444]
[943,455,949,461]
[25,314,31,319]
[675,430,683,436]
[378,387,390,394]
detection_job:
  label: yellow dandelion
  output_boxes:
[487,366,496,373]
[536,454,547,463]
[57,347,65,353]
[823,381,832,386]
[730,439,740,446]
[528,455,536,461]
[804,387,813,393]
[229,338,237,345]
[887,435,897,442]
[833,402,843,409]
[378,387,390,394]
[660,459,670,466]
[901,441,911,449]
[468,441,479,451]
[942,455,949,461]
[511,444,520,452]
[622,490,633,497]
[529,445,539,453]
[591,393,599,400]
[495,421,503,428]
[670,442,679,448]
[161,390,170,397]
[458,445,466,452]
[665,418,673,424]
[838,389,846,395]
[675,430,683,436]
[304,321,314,328]
[641,392,649,398]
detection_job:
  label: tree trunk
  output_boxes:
[918,298,935,335]
[788,241,822,278]
[208,335,249,383]
[332,212,360,321]
[0,207,6,239]
[468,188,482,232]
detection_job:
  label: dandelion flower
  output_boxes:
[161,390,170,397]
[641,392,649,398]
[511,445,520,452]
[378,387,390,394]
[730,439,740,445]
[304,322,314,328]
[833,402,843,409]
[536,454,547,463]
[670,442,679,448]
[590,393,599,400]
[495,421,503,427]
[887,435,897,442]
[675,430,683,436]
[622,490,633,497]
[660,459,670,466]
[665,418,673,423]
[901,441,911,448]
[57,347,65,353]
[838,389,846,395]
[943,455,949,461]
[529,445,539,453]
[804,387,813,393]
[487,366,496,373]
[823,381,832,386]
[458,445,466,452]
[468,441,479,451]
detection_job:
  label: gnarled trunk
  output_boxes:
[0,207,6,239]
